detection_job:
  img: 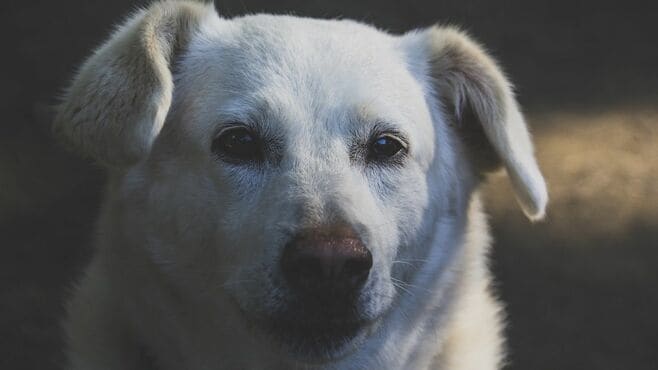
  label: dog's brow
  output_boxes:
[353,114,409,141]
[354,103,409,131]
[214,99,277,132]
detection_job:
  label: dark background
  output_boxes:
[1,1,657,369]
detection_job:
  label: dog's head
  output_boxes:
[55,1,546,362]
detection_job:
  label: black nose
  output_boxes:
[280,227,373,298]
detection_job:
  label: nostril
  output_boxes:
[280,232,372,296]
[344,250,373,280]
[282,254,326,290]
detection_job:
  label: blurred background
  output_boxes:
[1,0,656,369]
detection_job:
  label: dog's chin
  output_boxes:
[232,286,388,363]
[262,314,371,363]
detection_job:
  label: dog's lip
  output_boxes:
[231,293,385,362]
[259,307,371,333]
[232,300,366,335]
[228,284,380,361]
[263,314,373,363]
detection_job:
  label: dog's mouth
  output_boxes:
[259,308,372,362]
[232,291,376,363]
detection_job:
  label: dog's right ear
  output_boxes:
[401,26,547,220]
[54,1,213,167]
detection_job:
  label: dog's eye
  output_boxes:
[368,135,406,161]
[212,126,263,163]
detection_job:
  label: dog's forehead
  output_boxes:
[211,14,402,83]
[179,15,427,134]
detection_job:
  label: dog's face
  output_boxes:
[146,16,442,358]
[55,2,546,363]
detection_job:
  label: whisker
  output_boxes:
[391,260,417,267]
[391,277,432,294]
[393,258,430,263]
[392,281,414,296]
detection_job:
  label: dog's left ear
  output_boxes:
[403,26,548,220]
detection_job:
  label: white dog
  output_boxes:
[55,1,547,369]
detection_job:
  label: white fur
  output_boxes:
[56,2,547,369]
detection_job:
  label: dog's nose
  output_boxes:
[280,228,372,297]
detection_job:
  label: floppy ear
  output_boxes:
[53,1,212,167]
[411,26,547,220]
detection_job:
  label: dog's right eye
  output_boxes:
[212,126,263,163]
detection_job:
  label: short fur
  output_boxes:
[55,1,547,369]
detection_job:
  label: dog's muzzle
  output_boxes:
[271,225,373,358]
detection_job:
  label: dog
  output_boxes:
[54,1,547,369]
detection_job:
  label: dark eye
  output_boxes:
[212,126,263,163]
[368,135,406,161]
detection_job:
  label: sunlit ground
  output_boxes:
[488,108,657,235]
[1,108,656,369]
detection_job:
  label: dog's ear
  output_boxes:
[405,26,547,220]
[54,1,213,167]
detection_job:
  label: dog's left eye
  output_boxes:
[212,126,263,163]
[368,135,406,162]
